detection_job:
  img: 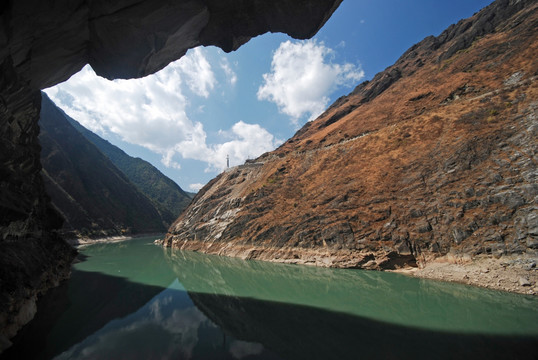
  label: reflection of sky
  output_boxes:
[54,279,267,360]
[18,236,533,360]
[75,237,538,338]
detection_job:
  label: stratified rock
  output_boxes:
[165,0,538,270]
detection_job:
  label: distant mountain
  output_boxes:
[39,93,169,238]
[63,113,191,226]
[186,192,197,199]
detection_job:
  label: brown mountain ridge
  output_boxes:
[164,0,538,294]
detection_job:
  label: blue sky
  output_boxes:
[45,0,493,192]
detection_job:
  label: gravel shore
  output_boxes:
[399,252,538,296]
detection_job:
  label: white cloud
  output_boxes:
[45,49,279,175]
[257,39,364,124]
[188,183,205,192]
[176,47,216,97]
[207,121,282,171]
[46,60,194,154]
[220,58,237,86]
[170,120,281,172]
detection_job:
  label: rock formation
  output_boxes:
[0,0,342,349]
[165,0,538,289]
[64,109,193,228]
[40,93,171,238]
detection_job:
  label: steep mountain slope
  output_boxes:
[165,0,538,292]
[39,94,166,237]
[64,113,191,226]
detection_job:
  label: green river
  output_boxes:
[3,235,538,359]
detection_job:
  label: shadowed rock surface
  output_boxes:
[63,107,193,228]
[0,0,342,349]
[39,93,169,237]
[165,0,538,287]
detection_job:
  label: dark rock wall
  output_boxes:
[0,0,342,348]
[1,0,341,89]
[0,58,75,346]
[39,94,169,237]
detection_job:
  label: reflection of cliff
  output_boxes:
[164,249,538,335]
[2,270,173,360]
[187,293,538,360]
[163,249,538,359]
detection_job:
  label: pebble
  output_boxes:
[519,277,531,286]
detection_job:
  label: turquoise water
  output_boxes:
[3,235,538,359]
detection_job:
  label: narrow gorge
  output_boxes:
[0,0,342,347]
[164,0,538,293]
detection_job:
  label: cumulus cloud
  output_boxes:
[46,58,195,154]
[206,121,281,170]
[188,183,205,192]
[257,39,364,124]
[176,47,216,97]
[45,48,279,174]
[220,58,237,86]
[169,120,281,172]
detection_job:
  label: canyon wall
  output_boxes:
[165,0,538,273]
[0,0,342,348]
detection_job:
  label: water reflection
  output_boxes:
[2,237,537,360]
[164,248,538,335]
[53,280,276,360]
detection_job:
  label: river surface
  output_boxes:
[3,235,538,359]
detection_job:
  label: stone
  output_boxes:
[527,212,538,236]
[451,227,469,244]
[519,277,531,286]
[417,220,433,233]
[527,238,538,249]
[494,191,526,209]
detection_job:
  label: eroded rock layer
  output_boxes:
[0,0,341,348]
[165,0,538,274]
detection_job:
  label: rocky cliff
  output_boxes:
[64,110,192,228]
[40,93,170,238]
[165,0,538,292]
[0,0,341,349]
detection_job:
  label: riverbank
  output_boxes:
[67,233,165,248]
[395,252,538,296]
[161,236,538,296]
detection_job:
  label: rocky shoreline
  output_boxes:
[160,235,538,296]
[68,233,164,247]
[406,252,538,296]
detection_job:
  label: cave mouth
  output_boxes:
[0,0,343,346]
